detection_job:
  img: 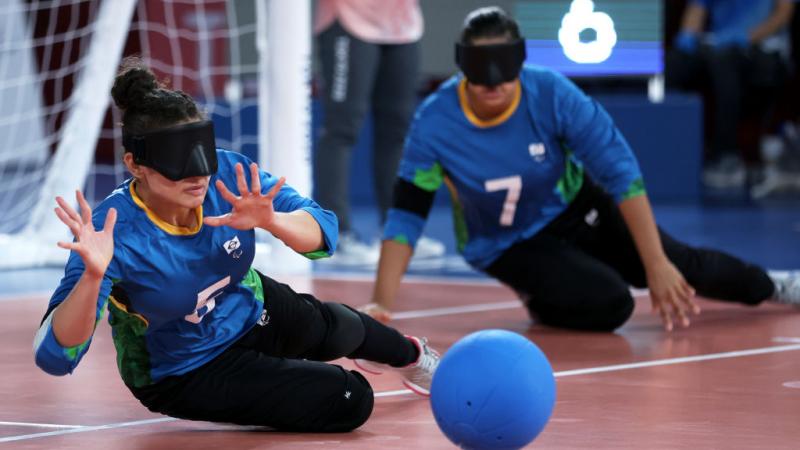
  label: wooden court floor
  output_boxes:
[2,276,799,449]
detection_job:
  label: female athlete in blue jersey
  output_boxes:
[363,7,799,332]
[33,58,439,432]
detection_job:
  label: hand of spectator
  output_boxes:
[674,31,699,53]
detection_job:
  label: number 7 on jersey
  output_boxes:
[484,175,522,226]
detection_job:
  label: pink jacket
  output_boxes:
[314,0,423,44]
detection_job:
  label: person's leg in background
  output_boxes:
[370,41,445,259]
[315,21,381,259]
[370,42,419,225]
[739,47,790,191]
[665,38,747,189]
[702,46,748,188]
[664,44,706,91]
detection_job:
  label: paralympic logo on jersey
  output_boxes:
[223,235,243,259]
[529,143,546,162]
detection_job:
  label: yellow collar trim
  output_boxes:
[129,182,203,236]
[458,78,521,128]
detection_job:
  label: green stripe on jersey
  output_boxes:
[555,149,584,204]
[413,163,444,192]
[109,300,152,388]
[241,267,265,303]
[64,297,108,360]
[621,178,646,200]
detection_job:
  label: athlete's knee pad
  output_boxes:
[314,303,366,361]
[321,370,374,432]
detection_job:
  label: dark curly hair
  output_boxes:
[459,6,521,45]
[111,57,204,140]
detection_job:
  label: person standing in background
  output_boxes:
[666,0,794,189]
[314,0,444,263]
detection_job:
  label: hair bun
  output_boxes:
[111,58,159,111]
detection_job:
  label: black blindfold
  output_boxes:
[123,120,218,181]
[455,39,526,87]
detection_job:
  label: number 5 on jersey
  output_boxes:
[485,175,522,226]
[185,276,230,323]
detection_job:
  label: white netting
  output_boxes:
[87,0,262,207]
[0,0,102,235]
[0,0,311,271]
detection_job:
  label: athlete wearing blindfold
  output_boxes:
[363,7,799,331]
[34,58,439,432]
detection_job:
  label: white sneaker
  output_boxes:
[396,336,440,396]
[703,156,746,189]
[769,271,800,306]
[413,236,446,259]
[326,232,380,265]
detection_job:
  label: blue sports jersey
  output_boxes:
[383,65,644,268]
[34,150,337,387]
[693,0,790,53]
[694,0,777,34]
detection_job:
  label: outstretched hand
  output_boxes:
[647,260,700,331]
[54,190,116,278]
[204,162,285,231]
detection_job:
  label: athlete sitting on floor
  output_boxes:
[361,7,800,332]
[33,58,439,432]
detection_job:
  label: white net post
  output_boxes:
[253,0,313,276]
[26,0,138,242]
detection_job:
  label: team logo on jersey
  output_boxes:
[529,143,546,162]
[223,236,243,259]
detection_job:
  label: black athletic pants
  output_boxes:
[665,45,787,161]
[129,272,418,432]
[485,178,775,332]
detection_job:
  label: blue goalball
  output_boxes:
[430,329,556,450]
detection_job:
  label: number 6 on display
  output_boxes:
[485,175,522,226]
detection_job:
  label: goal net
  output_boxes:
[0,0,312,273]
